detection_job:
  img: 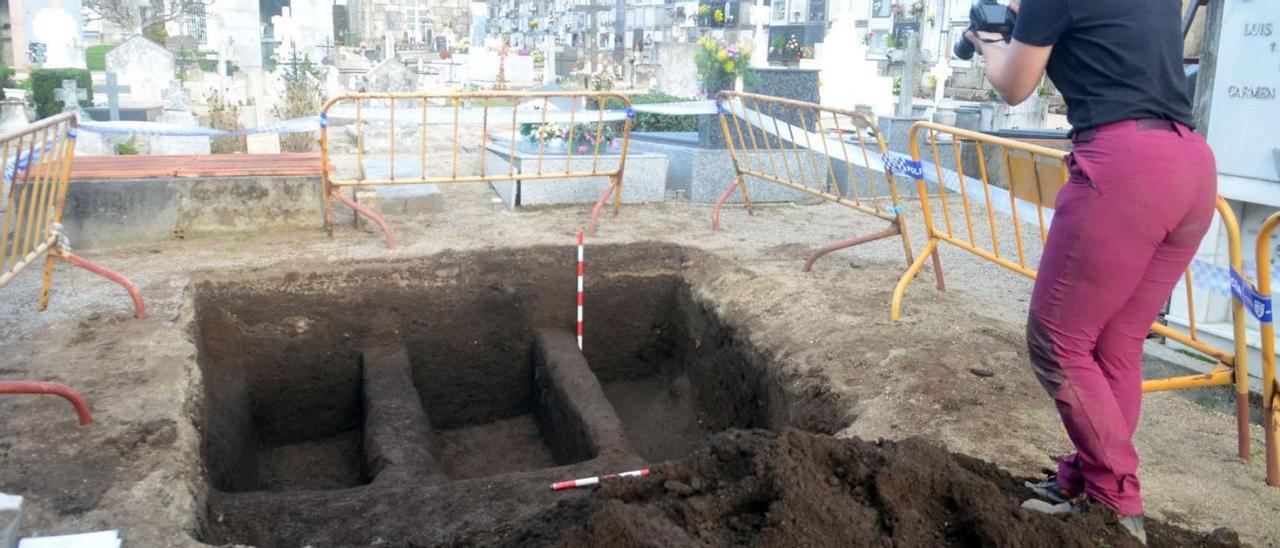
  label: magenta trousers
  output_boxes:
[1026,120,1217,516]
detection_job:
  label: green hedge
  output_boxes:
[591,93,699,133]
[0,66,15,99]
[85,44,116,71]
[30,68,93,119]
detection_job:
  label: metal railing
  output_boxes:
[712,91,918,272]
[319,91,637,248]
[890,121,1258,479]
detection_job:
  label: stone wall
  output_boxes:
[62,176,322,250]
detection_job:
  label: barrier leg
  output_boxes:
[37,252,57,312]
[1268,393,1278,486]
[803,224,901,272]
[52,251,146,319]
[588,180,617,237]
[930,245,946,291]
[323,186,335,239]
[330,191,396,249]
[891,238,939,321]
[712,177,744,231]
[610,174,623,218]
[1240,392,1252,462]
[0,380,93,425]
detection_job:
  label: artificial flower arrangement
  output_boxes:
[694,35,753,94]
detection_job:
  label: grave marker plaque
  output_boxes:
[1206,1,1279,187]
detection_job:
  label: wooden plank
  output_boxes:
[69,153,322,180]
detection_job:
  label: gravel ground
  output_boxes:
[1,182,1276,546]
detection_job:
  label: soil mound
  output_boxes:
[489,429,1242,548]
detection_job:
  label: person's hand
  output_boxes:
[964,29,1008,56]
[1007,0,1020,13]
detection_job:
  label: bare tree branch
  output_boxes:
[83,0,212,34]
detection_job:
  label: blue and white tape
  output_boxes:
[1230,267,1274,323]
[77,116,324,138]
[881,152,924,179]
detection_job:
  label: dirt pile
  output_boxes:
[489,429,1242,548]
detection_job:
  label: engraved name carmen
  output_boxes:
[1227,86,1276,100]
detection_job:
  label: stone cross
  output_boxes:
[751,0,769,68]
[162,80,187,110]
[318,36,335,63]
[895,31,919,118]
[54,79,87,112]
[174,46,196,74]
[99,73,131,121]
[280,41,306,81]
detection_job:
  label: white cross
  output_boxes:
[162,81,187,110]
[54,79,87,112]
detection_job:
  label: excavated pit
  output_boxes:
[191,244,832,546]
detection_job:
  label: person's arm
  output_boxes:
[965,36,1052,105]
[966,0,1058,106]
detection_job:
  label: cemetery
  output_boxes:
[0,0,1278,546]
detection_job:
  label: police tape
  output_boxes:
[73,100,720,138]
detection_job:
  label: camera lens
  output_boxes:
[954,37,975,60]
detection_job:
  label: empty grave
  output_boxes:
[191,243,841,546]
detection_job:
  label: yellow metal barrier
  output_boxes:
[1255,211,1278,485]
[711,91,919,272]
[0,113,144,318]
[890,121,1257,473]
[319,91,635,247]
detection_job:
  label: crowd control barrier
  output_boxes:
[2,113,148,426]
[711,91,921,272]
[889,121,1259,480]
[319,91,636,248]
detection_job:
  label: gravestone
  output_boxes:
[105,35,176,106]
[13,0,85,69]
[322,65,345,98]
[0,98,29,136]
[54,79,87,112]
[98,73,130,121]
[365,59,417,92]
[1206,2,1280,196]
[149,81,211,155]
[51,79,108,155]
[529,83,577,112]
[697,67,820,149]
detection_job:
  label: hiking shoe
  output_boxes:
[1118,514,1147,545]
[1024,474,1079,504]
[1021,495,1147,546]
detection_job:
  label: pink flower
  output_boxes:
[577,144,589,153]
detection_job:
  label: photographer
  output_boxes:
[965,0,1217,543]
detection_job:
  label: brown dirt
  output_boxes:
[489,429,1243,548]
[1,185,1276,545]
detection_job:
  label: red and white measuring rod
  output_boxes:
[551,468,650,491]
[577,229,585,350]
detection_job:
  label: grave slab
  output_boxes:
[483,139,666,207]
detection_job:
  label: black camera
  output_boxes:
[954,0,1017,60]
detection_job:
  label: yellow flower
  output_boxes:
[698,5,710,15]
[716,49,727,61]
[724,60,735,72]
[714,9,725,22]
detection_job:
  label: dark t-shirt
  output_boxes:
[1012,0,1193,130]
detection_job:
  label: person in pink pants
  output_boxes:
[1026,120,1216,514]
[966,0,1217,543]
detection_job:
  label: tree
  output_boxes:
[83,0,210,35]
